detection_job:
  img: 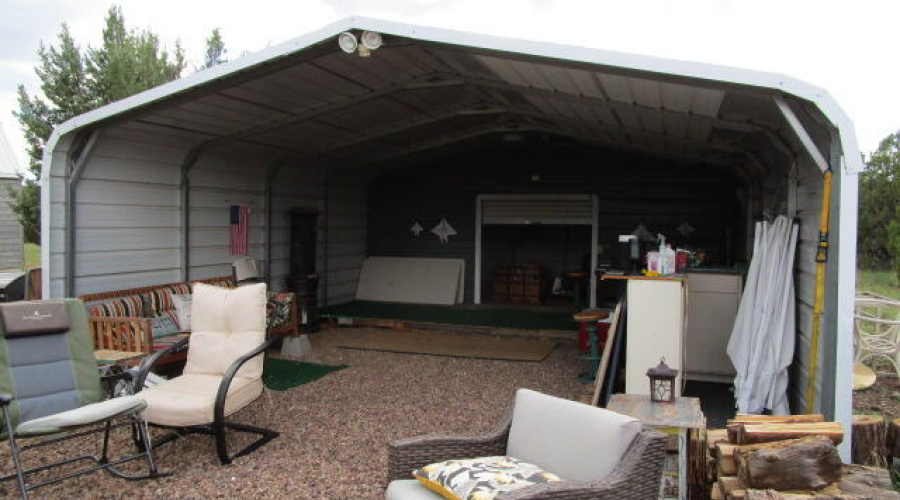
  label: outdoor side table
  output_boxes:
[607,393,706,500]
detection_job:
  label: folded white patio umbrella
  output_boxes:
[727,216,798,415]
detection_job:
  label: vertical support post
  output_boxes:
[589,195,599,309]
[474,195,483,304]
[64,131,101,297]
[823,136,855,462]
[264,160,286,287]
[179,150,201,282]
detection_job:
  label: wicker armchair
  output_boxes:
[386,390,666,500]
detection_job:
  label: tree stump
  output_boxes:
[840,464,900,500]
[886,417,900,463]
[735,436,841,491]
[851,414,887,467]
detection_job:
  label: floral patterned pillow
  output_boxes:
[412,456,563,500]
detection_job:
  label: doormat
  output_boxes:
[263,358,346,391]
[335,330,556,362]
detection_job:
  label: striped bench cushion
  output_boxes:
[88,295,144,318]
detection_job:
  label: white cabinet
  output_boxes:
[684,272,742,382]
[625,279,685,396]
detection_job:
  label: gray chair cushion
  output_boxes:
[385,480,441,500]
[16,395,146,435]
[507,388,642,481]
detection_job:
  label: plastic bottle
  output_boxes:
[664,244,677,275]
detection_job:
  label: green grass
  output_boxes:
[23,243,39,269]
[857,269,900,301]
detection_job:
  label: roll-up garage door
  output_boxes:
[481,195,594,225]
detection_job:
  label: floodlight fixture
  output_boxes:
[338,32,358,54]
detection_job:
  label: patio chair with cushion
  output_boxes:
[134,282,279,465]
[386,389,666,500]
[0,299,165,500]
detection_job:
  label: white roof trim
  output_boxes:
[40,15,863,185]
[0,126,22,179]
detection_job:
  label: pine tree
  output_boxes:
[201,28,227,69]
[11,5,187,243]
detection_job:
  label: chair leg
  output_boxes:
[213,419,279,465]
[2,406,29,500]
[213,420,230,465]
[135,417,161,476]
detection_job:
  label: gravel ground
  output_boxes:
[0,328,584,499]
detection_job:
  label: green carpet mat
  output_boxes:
[263,358,346,391]
[321,301,577,331]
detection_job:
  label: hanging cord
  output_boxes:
[804,169,832,412]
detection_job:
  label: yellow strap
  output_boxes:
[804,170,832,412]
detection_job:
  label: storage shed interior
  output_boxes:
[43,18,858,419]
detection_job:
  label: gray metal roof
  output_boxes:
[42,16,864,183]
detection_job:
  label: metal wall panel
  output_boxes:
[0,179,23,269]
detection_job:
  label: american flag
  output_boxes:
[229,205,249,255]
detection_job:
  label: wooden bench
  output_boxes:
[79,277,298,364]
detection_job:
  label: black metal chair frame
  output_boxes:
[0,371,169,500]
[133,336,280,465]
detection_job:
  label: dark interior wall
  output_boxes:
[366,143,746,303]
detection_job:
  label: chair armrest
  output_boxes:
[132,336,190,392]
[213,336,279,422]
[387,408,513,483]
[498,428,667,500]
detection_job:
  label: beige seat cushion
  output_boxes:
[138,374,263,427]
[184,283,267,379]
[386,480,442,500]
[507,388,641,481]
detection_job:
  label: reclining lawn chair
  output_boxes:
[0,299,165,499]
[134,283,279,465]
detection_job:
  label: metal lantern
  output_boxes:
[647,357,678,403]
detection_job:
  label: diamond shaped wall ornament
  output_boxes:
[431,218,457,244]
[410,221,424,236]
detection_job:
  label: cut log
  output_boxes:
[718,457,737,477]
[886,417,900,462]
[709,429,729,450]
[729,414,825,425]
[711,483,725,500]
[717,443,738,475]
[728,489,747,500]
[736,422,844,445]
[735,436,841,491]
[727,423,744,444]
[720,476,744,496]
[851,414,887,467]
[840,464,900,500]
[744,490,863,500]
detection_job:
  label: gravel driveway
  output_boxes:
[0,328,584,499]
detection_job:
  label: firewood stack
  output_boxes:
[706,414,900,500]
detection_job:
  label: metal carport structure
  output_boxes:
[40,16,861,456]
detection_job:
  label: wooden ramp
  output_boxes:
[335,330,557,362]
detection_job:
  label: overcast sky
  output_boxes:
[0,0,897,174]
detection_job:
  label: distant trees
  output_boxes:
[858,131,900,273]
[10,6,226,244]
[201,28,227,69]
